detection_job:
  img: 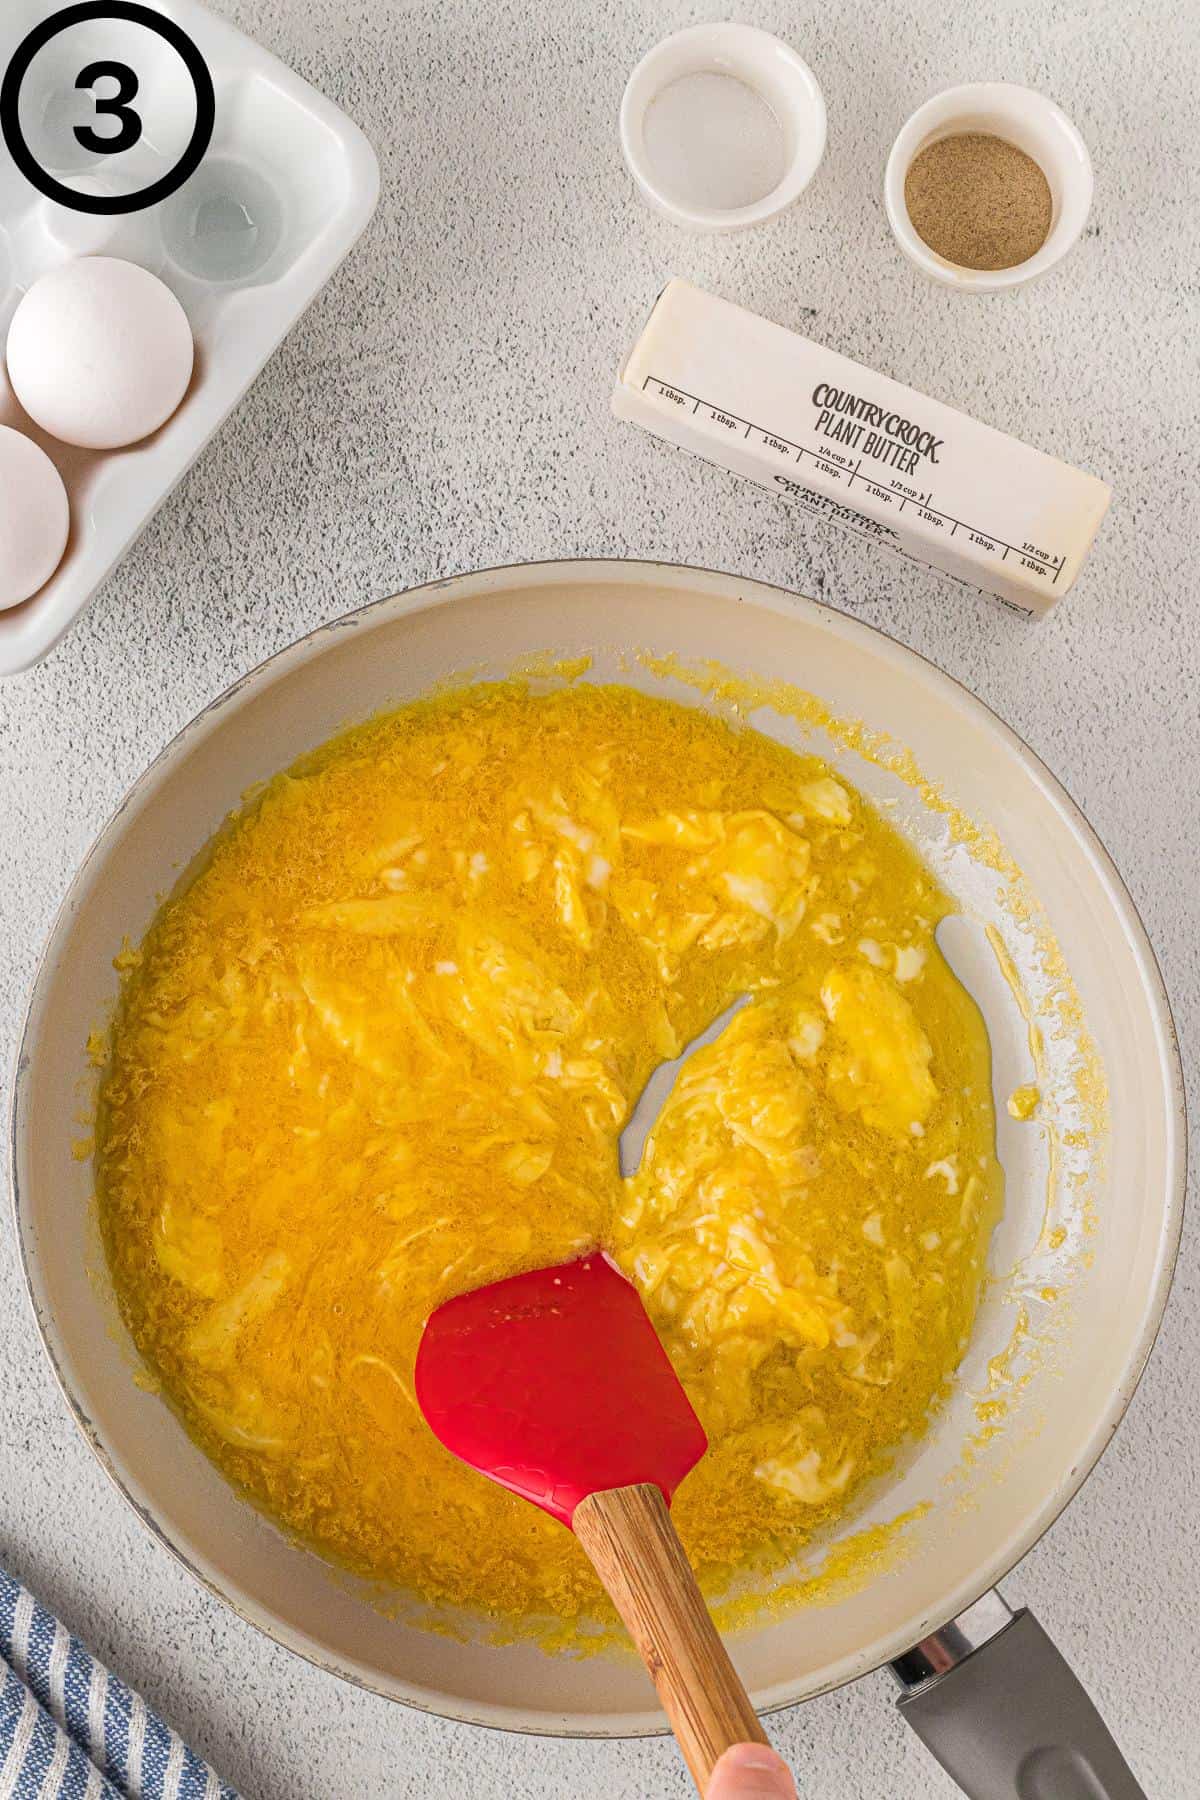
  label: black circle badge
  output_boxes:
[1,2,215,214]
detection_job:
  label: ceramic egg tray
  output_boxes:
[0,0,379,673]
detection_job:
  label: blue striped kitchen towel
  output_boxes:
[0,1566,239,1800]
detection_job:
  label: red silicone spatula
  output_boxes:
[415,1252,769,1792]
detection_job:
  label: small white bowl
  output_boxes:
[620,23,826,233]
[884,82,1093,291]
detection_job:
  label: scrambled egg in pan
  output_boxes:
[96,682,1001,1632]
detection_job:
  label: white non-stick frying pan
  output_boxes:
[12,563,1185,1797]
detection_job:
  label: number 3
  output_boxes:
[74,59,142,155]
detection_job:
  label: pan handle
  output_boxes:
[891,1589,1147,1798]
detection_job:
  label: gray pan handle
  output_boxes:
[890,1590,1147,1799]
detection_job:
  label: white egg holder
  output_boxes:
[0,0,379,674]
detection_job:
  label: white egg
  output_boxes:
[6,257,194,450]
[0,426,70,610]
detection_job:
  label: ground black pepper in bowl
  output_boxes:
[903,133,1052,270]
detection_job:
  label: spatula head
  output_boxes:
[414,1253,707,1527]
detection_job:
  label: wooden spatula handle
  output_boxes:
[574,1482,769,1792]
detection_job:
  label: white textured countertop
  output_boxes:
[2,1,1197,1794]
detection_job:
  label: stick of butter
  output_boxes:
[613,279,1110,616]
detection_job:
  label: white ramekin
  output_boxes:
[620,23,826,233]
[884,82,1093,292]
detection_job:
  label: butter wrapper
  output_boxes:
[613,279,1110,616]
